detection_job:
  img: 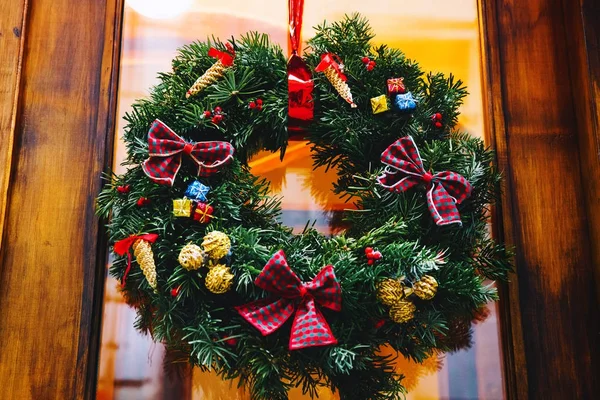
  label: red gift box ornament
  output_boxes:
[377,136,472,226]
[387,77,406,95]
[193,202,214,224]
[142,119,234,186]
[236,250,342,350]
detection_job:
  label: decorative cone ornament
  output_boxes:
[132,239,158,290]
[315,53,357,108]
[186,43,235,98]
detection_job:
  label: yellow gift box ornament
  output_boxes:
[370,95,389,114]
[173,198,192,217]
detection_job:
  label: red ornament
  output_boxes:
[361,56,370,64]
[203,110,212,118]
[288,54,314,135]
[193,202,214,224]
[171,286,181,297]
[116,184,131,194]
[211,114,223,124]
[434,121,443,129]
[248,101,256,109]
[387,78,406,95]
[136,197,150,207]
[214,106,222,114]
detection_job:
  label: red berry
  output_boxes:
[374,319,385,329]
[171,286,181,297]
[435,121,443,129]
[365,247,373,255]
[249,101,256,109]
[225,337,238,347]
[256,98,263,106]
[212,115,223,124]
[257,105,263,111]
[435,112,443,121]
[203,110,211,118]
[361,56,370,64]
[214,106,222,113]
[117,184,131,194]
[367,259,374,265]
[366,63,375,71]
[372,251,382,260]
[136,197,150,207]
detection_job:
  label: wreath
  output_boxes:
[97,14,511,400]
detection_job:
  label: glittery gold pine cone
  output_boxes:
[322,66,357,108]
[377,279,404,307]
[413,275,438,300]
[132,239,157,290]
[178,243,206,271]
[186,60,228,98]
[205,264,234,294]
[389,300,416,324]
[202,231,231,260]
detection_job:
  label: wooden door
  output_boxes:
[0,0,598,399]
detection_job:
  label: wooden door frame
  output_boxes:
[0,0,598,399]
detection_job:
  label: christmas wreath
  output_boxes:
[97,14,511,400]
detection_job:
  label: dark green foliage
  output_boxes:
[96,15,511,400]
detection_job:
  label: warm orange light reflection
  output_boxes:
[98,1,504,400]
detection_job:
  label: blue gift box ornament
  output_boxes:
[185,181,210,202]
[393,92,417,113]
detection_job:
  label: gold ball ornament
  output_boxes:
[413,275,438,300]
[132,239,157,290]
[389,300,416,324]
[178,243,205,271]
[202,231,231,260]
[376,278,404,307]
[205,264,234,294]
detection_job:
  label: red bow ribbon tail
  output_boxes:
[114,233,159,287]
[141,119,235,185]
[377,136,472,226]
[235,250,341,350]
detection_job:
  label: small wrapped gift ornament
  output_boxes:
[172,198,192,217]
[393,92,417,113]
[370,95,389,114]
[185,181,210,202]
[387,77,406,95]
[193,202,214,224]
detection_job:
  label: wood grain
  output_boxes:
[480,0,600,398]
[0,0,123,398]
[562,0,600,304]
[0,1,27,251]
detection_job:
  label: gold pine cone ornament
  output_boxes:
[202,231,231,260]
[178,243,206,271]
[413,275,439,300]
[389,300,417,324]
[132,239,157,290]
[186,44,235,98]
[315,53,357,108]
[376,278,405,307]
[205,264,234,294]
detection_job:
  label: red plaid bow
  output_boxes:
[142,119,234,186]
[235,250,342,350]
[377,136,472,226]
